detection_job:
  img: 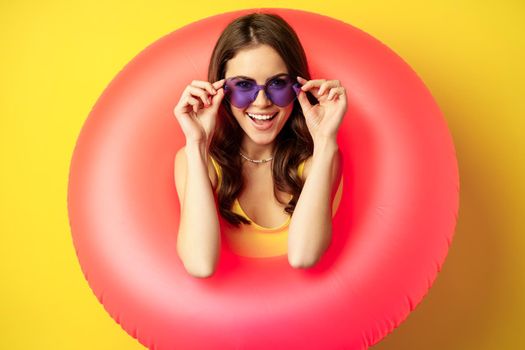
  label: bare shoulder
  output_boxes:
[174,147,218,202]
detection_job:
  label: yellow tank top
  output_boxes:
[210,155,342,258]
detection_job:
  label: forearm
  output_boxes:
[288,137,339,268]
[177,142,220,277]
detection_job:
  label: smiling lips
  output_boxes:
[246,112,277,130]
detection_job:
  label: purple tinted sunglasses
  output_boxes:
[223,74,302,108]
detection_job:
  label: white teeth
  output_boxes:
[247,113,275,120]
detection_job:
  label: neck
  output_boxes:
[240,138,275,160]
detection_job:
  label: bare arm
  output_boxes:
[174,142,220,278]
[288,137,342,268]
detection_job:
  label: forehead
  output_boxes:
[224,44,288,83]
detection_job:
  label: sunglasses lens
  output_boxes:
[224,78,256,108]
[266,77,299,107]
[224,76,301,108]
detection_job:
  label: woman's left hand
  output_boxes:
[296,76,347,143]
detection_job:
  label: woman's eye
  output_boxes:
[235,80,254,89]
[269,78,287,88]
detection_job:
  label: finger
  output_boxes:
[297,76,308,84]
[191,80,217,95]
[327,87,345,101]
[174,97,195,117]
[209,87,225,109]
[186,96,203,113]
[296,89,312,114]
[318,80,341,96]
[185,85,211,107]
[177,95,201,115]
[299,79,327,93]
[210,80,226,107]
[212,79,226,90]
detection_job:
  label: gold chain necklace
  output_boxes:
[239,151,273,164]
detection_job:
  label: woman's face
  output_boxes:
[224,44,295,146]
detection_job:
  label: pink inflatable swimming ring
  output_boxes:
[68,8,459,350]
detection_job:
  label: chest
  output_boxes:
[237,165,291,228]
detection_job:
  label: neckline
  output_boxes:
[234,195,292,231]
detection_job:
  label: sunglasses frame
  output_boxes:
[223,74,302,108]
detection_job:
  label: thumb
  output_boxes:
[209,79,226,110]
[212,79,225,90]
[209,87,225,110]
[297,89,312,114]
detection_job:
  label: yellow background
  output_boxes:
[1,1,523,349]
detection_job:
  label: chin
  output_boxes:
[250,134,276,145]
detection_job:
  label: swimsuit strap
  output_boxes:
[298,159,306,180]
[209,155,222,193]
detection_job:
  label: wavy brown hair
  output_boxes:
[208,12,317,227]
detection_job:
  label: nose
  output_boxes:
[252,87,272,107]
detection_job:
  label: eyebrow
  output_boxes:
[230,72,289,83]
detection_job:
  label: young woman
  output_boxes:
[173,13,346,277]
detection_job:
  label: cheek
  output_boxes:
[232,108,247,123]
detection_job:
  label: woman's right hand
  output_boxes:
[173,79,226,145]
